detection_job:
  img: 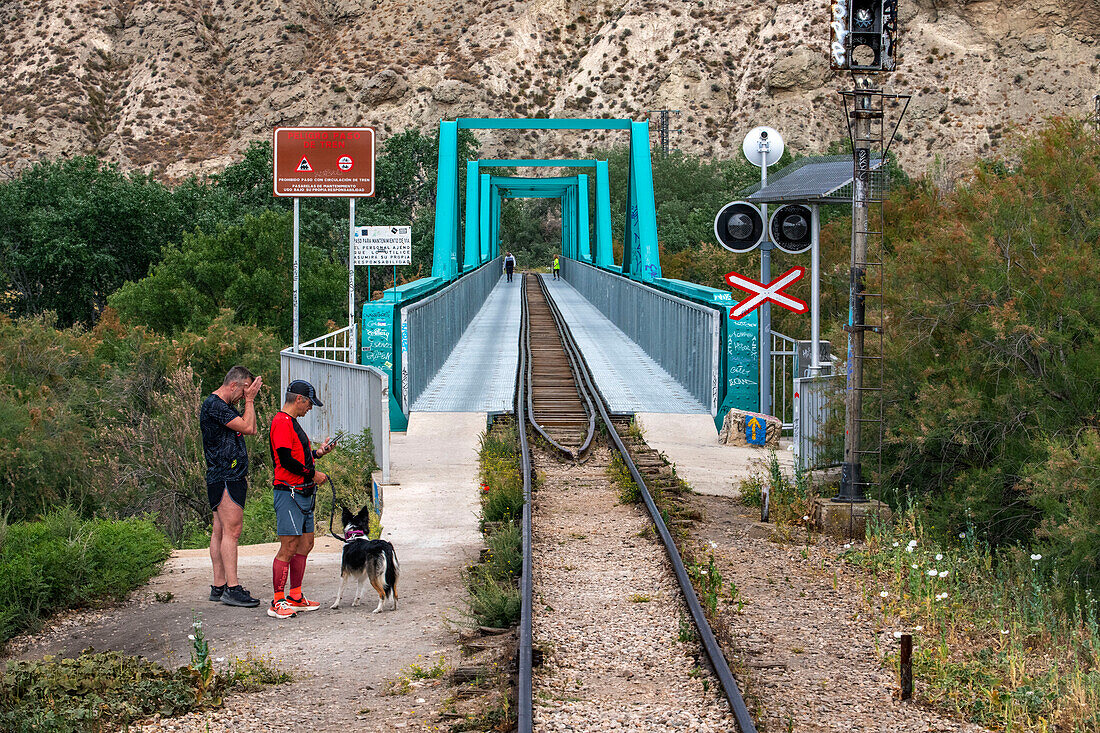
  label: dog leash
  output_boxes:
[326,474,351,544]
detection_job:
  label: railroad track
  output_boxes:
[514,273,757,733]
[523,275,595,458]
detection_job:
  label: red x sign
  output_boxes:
[724,266,808,320]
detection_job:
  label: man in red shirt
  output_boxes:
[267,379,335,619]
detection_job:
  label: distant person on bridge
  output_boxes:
[267,379,336,619]
[200,366,263,609]
[552,254,560,280]
[504,251,516,282]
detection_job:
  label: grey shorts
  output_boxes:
[273,489,315,536]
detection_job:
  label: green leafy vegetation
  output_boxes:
[466,423,523,629]
[0,510,170,643]
[851,509,1100,730]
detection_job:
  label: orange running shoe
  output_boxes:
[267,599,298,619]
[285,594,320,612]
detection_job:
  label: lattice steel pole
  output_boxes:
[838,75,879,503]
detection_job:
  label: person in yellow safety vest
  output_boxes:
[552,255,560,280]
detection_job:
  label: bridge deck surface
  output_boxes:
[412,273,709,415]
[411,274,522,412]
[542,276,708,414]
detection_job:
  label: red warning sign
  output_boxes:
[273,127,375,197]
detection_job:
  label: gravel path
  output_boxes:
[689,493,991,733]
[531,446,736,732]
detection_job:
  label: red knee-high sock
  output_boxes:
[288,553,307,597]
[272,558,290,602]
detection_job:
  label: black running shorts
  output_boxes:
[208,479,247,511]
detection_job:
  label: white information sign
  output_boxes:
[353,226,412,265]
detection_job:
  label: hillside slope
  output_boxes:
[1,0,1097,178]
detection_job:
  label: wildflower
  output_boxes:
[907,539,918,548]
[1001,629,1010,635]
[892,542,899,548]
[893,631,902,638]
[927,569,937,576]
[938,571,949,579]
[914,625,923,632]
[709,541,718,549]
[935,554,943,561]
[958,532,966,539]
[802,515,809,521]
[905,546,914,553]
[880,590,888,598]
[188,634,196,640]
[215,657,225,662]
[844,543,851,549]
[1030,553,1042,561]
[911,564,918,569]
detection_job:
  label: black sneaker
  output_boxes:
[209,584,226,602]
[221,585,261,608]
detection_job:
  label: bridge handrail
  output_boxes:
[279,348,390,482]
[297,325,355,363]
[399,256,504,413]
[560,258,721,414]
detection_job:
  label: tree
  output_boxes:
[0,157,182,325]
[108,210,347,343]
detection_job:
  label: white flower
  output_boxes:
[1030,553,1043,561]
[215,657,225,662]
[911,564,918,569]
[935,592,949,600]
[1026,691,1033,697]
[188,635,196,640]
[915,625,923,632]
[905,546,914,553]
[893,631,903,638]
[1001,629,1010,635]
[844,543,851,549]
[938,571,949,579]
[892,542,899,548]
[802,515,809,521]
[907,539,918,548]
[880,590,888,598]
[927,569,938,576]
[709,541,718,549]
[935,554,943,561]
[959,532,966,539]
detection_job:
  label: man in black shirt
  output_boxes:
[199,365,263,607]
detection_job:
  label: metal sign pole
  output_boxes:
[293,197,300,353]
[759,146,771,416]
[348,198,357,363]
[810,204,822,374]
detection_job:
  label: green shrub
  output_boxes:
[478,427,523,526]
[0,509,170,642]
[483,522,521,582]
[464,567,521,629]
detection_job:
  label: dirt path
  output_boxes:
[5,413,488,732]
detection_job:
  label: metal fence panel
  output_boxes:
[402,257,503,411]
[793,374,841,471]
[560,259,720,413]
[280,350,390,482]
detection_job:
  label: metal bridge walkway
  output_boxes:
[411,274,522,412]
[410,274,708,415]
[542,277,708,415]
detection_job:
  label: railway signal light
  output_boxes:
[769,204,813,254]
[714,201,764,253]
[830,0,897,72]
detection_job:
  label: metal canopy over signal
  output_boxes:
[714,201,764,253]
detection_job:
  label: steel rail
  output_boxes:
[516,274,534,733]
[535,274,759,733]
[523,277,596,459]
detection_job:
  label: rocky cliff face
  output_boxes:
[2,0,1097,179]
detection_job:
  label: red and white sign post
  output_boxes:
[273,128,376,357]
[724,266,808,320]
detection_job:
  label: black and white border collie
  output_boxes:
[331,505,400,613]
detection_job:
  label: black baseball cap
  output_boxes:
[286,379,323,407]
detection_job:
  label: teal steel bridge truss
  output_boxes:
[431,118,663,283]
